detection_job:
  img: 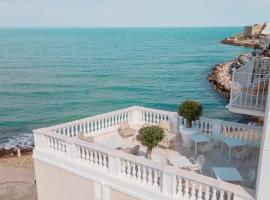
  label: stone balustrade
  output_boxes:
[33,127,255,200]
[44,106,262,146]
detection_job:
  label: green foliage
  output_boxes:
[137,126,164,159]
[177,100,203,128]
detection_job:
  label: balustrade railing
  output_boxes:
[34,128,255,200]
[42,106,262,147]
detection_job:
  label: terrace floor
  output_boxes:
[86,125,260,189]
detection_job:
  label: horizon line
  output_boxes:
[0,25,244,29]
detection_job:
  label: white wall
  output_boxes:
[256,82,270,200]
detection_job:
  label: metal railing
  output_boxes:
[230,58,270,115]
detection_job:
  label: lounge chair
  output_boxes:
[118,121,136,139]
[116,145,140,155]
[189,155,205,174]
[158,120,177,149]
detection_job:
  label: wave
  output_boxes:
[0,133,34,149]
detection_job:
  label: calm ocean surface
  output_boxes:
[0,27,251,147]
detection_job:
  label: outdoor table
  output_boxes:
[191,134,210,157]
[221,137,246,161]
[168,156,193,169]
[212,167,243,183]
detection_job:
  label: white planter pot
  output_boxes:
[180,126,198,147]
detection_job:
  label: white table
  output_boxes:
[168,156,193,169]
[212,167,243,183]
[191,134,210,157]
[222,138,246,161]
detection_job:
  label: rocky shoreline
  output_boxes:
[221,37,261,49]
[0,147,33,158]
[208,61,234,99]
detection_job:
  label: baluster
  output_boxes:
[176,177,183,197]
[82,124,86,134]
[75,125,78,136]
[94,151,98,166]
[86,122,90,133]
[126,161,131,178]
[137,164,142,182]
[95,121,98,131]
[212,187,217,200]
[131,163,136,180]
[70,126,74,137]
[190,182,196,200]
[121,160,126,176]
[142,111,145,122]
[81,147,86,160]
[98,152,102,166]
[147,168,153,187]
[142,166,147,184]
[102,154,107,168]
[89,150,93,164]
[205,185,210,200]
[153,169,158,189]
[220,190,224,200]
[85,148,89,161]
[197,184,203,200]
[67,127,71,136]
[227,192,232,200]
[183,179,189,199]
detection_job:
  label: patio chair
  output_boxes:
[198,143,214,155]
[118,121,136,139]
[232,148,250,165]
[77,132,94,142]
[158,120,177,149]
[189,155,205,174]
[242,169,256,187]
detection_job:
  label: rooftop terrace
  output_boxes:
[33,106,262,200]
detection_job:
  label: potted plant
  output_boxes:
[178,100,203,128]
[178,100,203,147]
[136,126,164,159]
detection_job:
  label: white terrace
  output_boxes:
[33,106,262,200]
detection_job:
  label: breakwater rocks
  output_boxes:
[208,61,234,99]
[0,147,33,158]
[208,54,252,99]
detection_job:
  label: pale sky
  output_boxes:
[0,0,269,27]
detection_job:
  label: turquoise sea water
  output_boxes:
[0,27,251,147]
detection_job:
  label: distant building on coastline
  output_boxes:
[243,24,264,38]
[260,22,270,49]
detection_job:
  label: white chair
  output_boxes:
[158,120,177,149]
[189,155,205,174]
[232,148,250,165]
[242,169,256,187]
[198,143,214,155]
[118,121,136,139]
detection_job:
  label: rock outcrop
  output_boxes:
[208,54,252,99]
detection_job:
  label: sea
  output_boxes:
[0,27,252,148]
